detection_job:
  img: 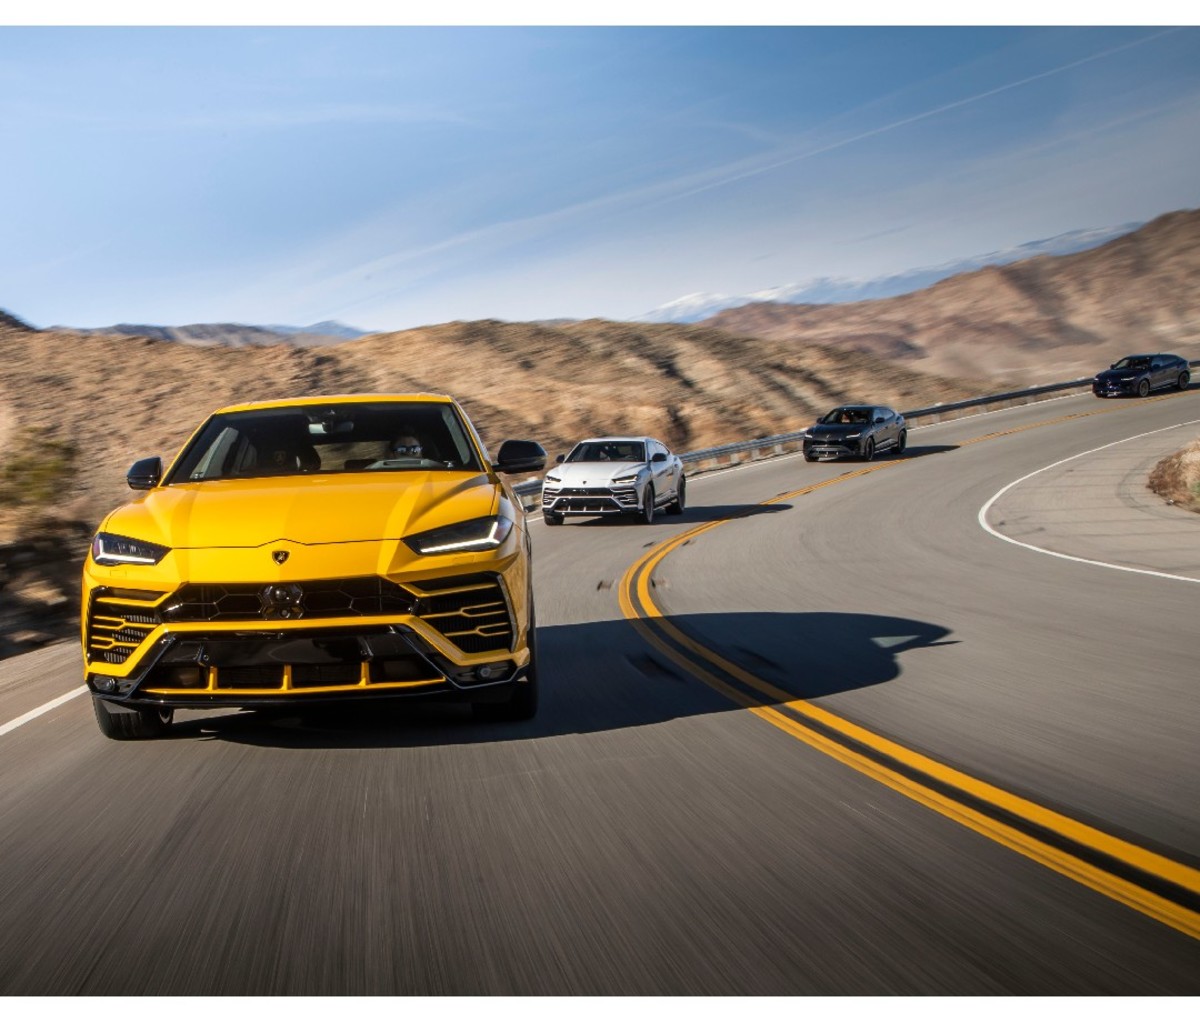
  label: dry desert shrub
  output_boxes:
[1147,438,1200,512]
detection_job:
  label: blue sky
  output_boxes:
[3,25,1200,330]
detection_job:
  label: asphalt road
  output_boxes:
[1,387,1198,994]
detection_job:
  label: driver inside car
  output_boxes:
[389,433,423,459]
[367,430,431,468]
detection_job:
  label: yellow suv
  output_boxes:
[81,395,545,739]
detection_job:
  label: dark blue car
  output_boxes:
[1093,354,1190,398]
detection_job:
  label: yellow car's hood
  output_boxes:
[105,472,499,548]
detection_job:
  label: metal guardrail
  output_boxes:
[512,359,1200,498]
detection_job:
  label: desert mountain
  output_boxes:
[0,309,32,331]
[704,209,1200,383]
[51,320,367,348]
[0,318,985,529]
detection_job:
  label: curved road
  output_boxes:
[1,388,1198,994]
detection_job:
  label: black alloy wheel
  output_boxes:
[93,697,174,740]
[1179,372,1190,391]
[894,430,907,456]
[1137,378,1151,398]
[861,438,875,462]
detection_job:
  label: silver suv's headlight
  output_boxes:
[611,471,643,484]
[404,515,514,555]
[91,532,171,566]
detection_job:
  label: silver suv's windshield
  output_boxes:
[566,440,646,463]
[167,402,483,483]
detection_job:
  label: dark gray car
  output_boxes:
[802,406,907,462]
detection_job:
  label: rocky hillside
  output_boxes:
[0,317,985,534]
[705,209,1200,383]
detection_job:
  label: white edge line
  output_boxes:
[977,418,1200,585]
[0,686,89,739]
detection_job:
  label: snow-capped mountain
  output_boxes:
[264,320,368,340]
[636,222,1145,324]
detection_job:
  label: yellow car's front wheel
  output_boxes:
[93,697,174,740]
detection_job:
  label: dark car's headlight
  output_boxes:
[404,515,514,555]
[91,532,171,566]
[845,432,861,439]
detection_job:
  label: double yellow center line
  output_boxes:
[618,396,1200,940]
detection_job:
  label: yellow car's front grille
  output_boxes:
[160,576,416,622]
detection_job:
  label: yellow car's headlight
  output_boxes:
[404,516,514,556]
[91,532,171,566]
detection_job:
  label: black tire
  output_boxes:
[640,485,655,524]
[474,601,538,721]
[543,511,563,526]
[1137,378,1150,398]
[894,430,907,456]
[861,438,875,462]
[803,453,817,462]
[92,697,173,740]
[666,476,686,515]
[1178,372,1190,391]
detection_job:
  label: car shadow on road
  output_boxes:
[895,444,958,459]
[178,611,955,750]
[563,502,793,527]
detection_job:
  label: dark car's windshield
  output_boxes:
[819,407,873,425]
[1112,357,1151,371]
[566,441,646,464]
[166,402,483,483]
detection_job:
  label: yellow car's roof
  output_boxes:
[213,393,455,415]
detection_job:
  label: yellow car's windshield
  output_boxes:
[167,402,484,482]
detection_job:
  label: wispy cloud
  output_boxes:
[1,99,476,131]
[645,28,1184,209]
